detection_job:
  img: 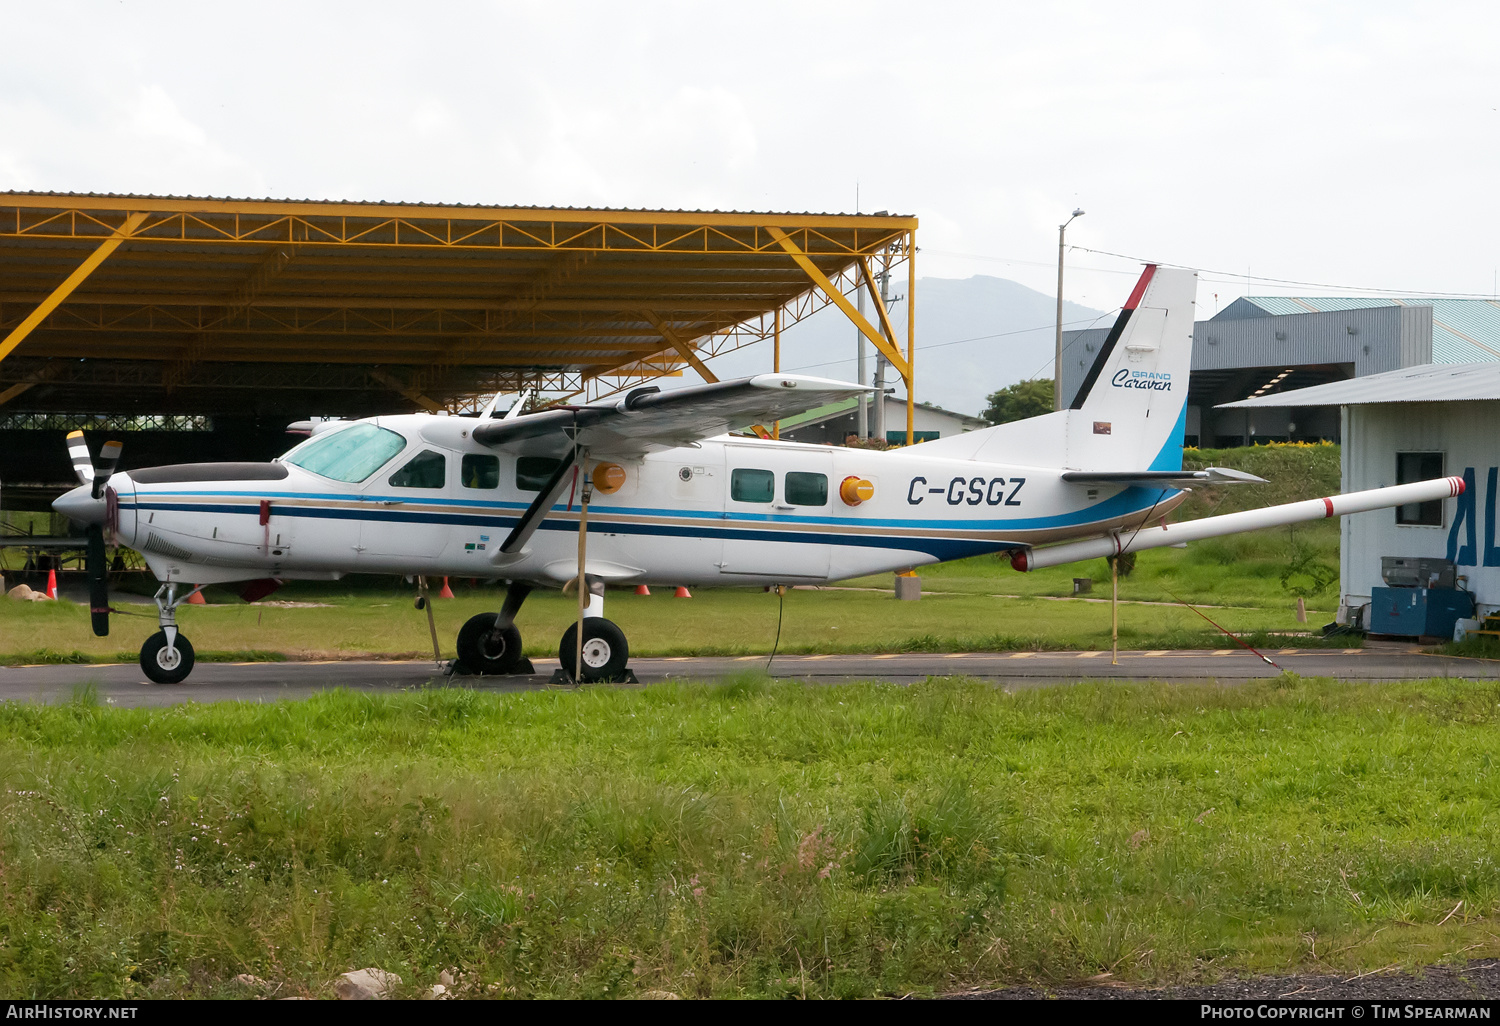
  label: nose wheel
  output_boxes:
[140,630,196,684]
[140,582,200,684]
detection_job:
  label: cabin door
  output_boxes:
[720,445,832,581]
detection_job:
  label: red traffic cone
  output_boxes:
[44,568,57,599]
[674,586,692,598]
[438,576,455,599]
[187,588,206,604]
[635,584,651,596]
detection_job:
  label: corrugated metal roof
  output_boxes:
[0,189,910,220]
[1232,297,1500,363]
[1221,360,1500,407]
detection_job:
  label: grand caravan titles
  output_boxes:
[1113,369,1174,390]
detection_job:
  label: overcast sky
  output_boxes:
[2,0,1497,319]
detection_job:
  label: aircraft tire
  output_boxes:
[140,631,196,684]
[456,613,525,675]
[558,618,630,683]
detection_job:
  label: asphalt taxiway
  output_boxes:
[1,645,1496,707]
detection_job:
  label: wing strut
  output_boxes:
[499,444,581,555]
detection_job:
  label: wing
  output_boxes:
[1060,467,1267,487]
[472,374,876,458]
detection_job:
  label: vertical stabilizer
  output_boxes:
[1063,265,1195,471]
[909,263,1196,472]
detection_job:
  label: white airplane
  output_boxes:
[52,266,1463,684]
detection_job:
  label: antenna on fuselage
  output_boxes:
[502,390,533,420]
[477,391,507,419]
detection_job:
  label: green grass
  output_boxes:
[2,675,1498,998]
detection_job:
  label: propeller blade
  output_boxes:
[91,440,123,500]
[86,523,109,637]
[65,430,95,488]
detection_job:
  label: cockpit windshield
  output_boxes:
[283,423,407,483]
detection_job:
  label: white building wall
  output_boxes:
[1342,401,1500,618]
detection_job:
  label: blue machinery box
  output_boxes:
[1368,587,1475,638]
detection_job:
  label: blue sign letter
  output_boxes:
[1447,466,1478,566]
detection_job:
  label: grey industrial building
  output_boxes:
[1224,361,1500,629]
[1060,296,1500,447]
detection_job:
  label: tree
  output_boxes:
[982,379,1054,425]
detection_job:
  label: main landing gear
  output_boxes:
[453,577,634,683]
[556,575,632,684]
[140,582,199,684]
[455,581,536,675]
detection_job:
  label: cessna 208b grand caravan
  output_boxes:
[53,266,1463,684]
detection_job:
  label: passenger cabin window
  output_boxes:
[284,423,406,483]
[731,468,774,503]
[517,456,564,492]
[462,454,499,489]
[1396,452,1444,526]
[389,449,446,488]
[784,471,828,506]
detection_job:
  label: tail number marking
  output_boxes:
[908,476,1023,507]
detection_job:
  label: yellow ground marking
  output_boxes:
[1344,649,1363,655]
[1010,652,1034,659]
[1212,650,1234,656]
[1144,650,1168,657]
[875,654,901,659]
[943,653,971,658]
[1278,649,1299,655]
[1076,651,1102,658]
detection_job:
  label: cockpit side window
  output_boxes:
[390,449,447,489]
[284,423,407,483]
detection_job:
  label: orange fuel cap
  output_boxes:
[592,462,627,494]
[840,476,874,506]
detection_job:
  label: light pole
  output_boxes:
[1054,207,1085,411]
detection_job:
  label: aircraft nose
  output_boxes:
[53,483,105,525]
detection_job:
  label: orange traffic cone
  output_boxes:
[674,586,692,598]
[187,588,206,604]
[635,584,651,596]
[438,576,455,599]
[44,568,57,599]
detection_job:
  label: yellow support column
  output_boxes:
[642,310,719,383]
[906,230,916,445]
[0,212,147,365]
[766,226,909,380]
[772,308,781,439]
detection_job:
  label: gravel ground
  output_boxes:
[955,961,1500,1000]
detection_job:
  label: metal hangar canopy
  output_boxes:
[0,192,918,429]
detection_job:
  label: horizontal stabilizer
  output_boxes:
[1060,467,1267,487]
[1012,475,1464,571]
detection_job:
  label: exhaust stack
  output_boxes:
[1010,476,1466,572]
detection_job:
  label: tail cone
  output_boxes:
[44,568,57,599]
[438,577,455,599]
[635,584,651,596]
[674,586,691,598]
[187,588,206,605]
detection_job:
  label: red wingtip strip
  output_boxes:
[1453,475,1466,496]
[1122,264,1158,311]
[1322,497,1336,518]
